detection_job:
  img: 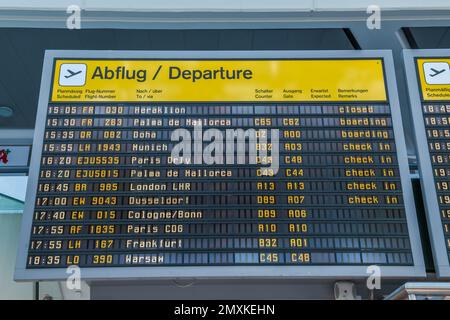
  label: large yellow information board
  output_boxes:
[51,59,387,102]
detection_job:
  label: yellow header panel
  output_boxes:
[51,59,387,102]
[417,58,450,101]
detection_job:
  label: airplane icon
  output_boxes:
[64,69,83,79]
[429,68,446,77]
[424,62,450,85]
[59,63,87,86]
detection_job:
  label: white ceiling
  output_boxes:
[1,1,450,11]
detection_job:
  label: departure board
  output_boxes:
[15,51,425,280]
[404,49,450,277]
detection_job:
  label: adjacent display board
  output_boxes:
[404,49,450,278]
[15,51,425,280]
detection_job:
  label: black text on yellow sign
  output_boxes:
[52,59,387,102]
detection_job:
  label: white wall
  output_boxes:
[0,214,33,299]
[0,213,65,300]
